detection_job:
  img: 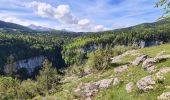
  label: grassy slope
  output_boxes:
[38,43,170,100]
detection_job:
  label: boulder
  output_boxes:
[142,58,157,70]
[158,92,170,100]
[111,50,140,63]
[114,65,128,74]
[80,83,99,98]
[146,66,156,73]
[155,67,170,81]
[125,82,134,93]
[95,78,114,89]
[113,77,120,86]
[155,55,170,61]
[132,55,147,66]
[77,78,114,99]
[136,75,156,91]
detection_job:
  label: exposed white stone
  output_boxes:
[113,77,120,86]
[4,56,44,74]
[146,66,156,73]
[125,82,134,93]
[142,58,157,70]
[155,55,170,61]
[132,55,147,66]
[136,75,156,91]
[77,78,114,99]
[114,65,128,74]
[95,78,114,89]
[155,67,170,81]
[111,50,140,63]
[158,92,170,100]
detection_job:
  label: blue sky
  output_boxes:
[0,0,163,32]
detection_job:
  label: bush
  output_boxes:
[0,77,20,99]
[87,46,134,71]
[18,79,39,99]
[87,48,111,71]
[65,64,86,78]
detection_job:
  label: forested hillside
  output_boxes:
[0,29,82,71]
[62,18,170,65]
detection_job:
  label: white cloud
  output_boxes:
[0,13,51,28]
[78,19,90,27]
[93,25,107,32]
[26,1,107,32]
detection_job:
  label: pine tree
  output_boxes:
[36,58,60,95]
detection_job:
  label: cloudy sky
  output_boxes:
[0,0,163,32]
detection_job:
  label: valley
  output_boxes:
[0,18,170,99]
[0,0,170,99]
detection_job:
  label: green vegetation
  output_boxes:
[156,0,170,18]
[62,18,170,65]
[0,16,170,99]
[51,43,170,100]
[0,59,61,99]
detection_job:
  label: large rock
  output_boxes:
[136,75,156,91]
[158,92,170,100]
[146,66,156,73]
[111,50,140,63]
[113,77,120,86]
[155,55,170,61]
[76,78,114,99]
[125,82,134,93]
[132,55,148,66]
[114,65,128,74]
[95,78,114,89]
[142,58,157,70]
[155,67,170,81]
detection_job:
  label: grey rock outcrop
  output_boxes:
[95,78,114,89]
[136,75,156,91]
[111,50,140,63]
[158,92,170,100]
[114,65,128,74]
[142,58,157,70]
[4,56,44,74]
[132,55,147,66]
[75,78,114,99]
[146,66,156,73]
[113,77,120,86]
[155,55,170,61]
[140,41,162,48]
[125,82,134,93]
[155,67,170,81]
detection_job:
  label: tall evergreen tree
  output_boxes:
[36,58,60,95]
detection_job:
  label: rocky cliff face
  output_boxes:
[4,56,45,74]
[139,41,163,48]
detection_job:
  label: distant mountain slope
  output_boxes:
[28,24,55,31]
[0,20,31,31]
